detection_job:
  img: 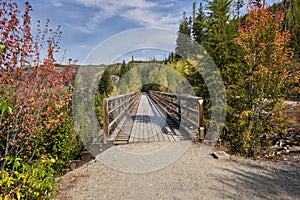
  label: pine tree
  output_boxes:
[284,0,300,60]
[128,56,136,69]
[120,60,127,77]
[175,12,192,58]
[250,0,265,8]
[233,0,244,19]
[192,3,206,45]
[193,2,196,22]
[203,0,238,72]
[98,69,113,96]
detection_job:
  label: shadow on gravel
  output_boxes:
[211,160,300,199]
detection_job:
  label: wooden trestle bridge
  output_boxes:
[102,91,205,145]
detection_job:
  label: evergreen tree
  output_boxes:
[250,0,265,8]
[284,0,300,60]
[120,60,127,77]
[192,2,206,44]
[128,56,136,69]
[175,12,192,58]
[98,69,113,96]
[193,0,240,140]
[203,0,238,72]
[193,2,197,22]
[233,0,244,19]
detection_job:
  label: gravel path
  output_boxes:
[55,143,300,200]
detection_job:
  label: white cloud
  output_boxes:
[65,23,93,34]
[66,0,180,32]
[79,44,91,49]
[71,0,156,9]
[51,0,63,7]
[121,8,178,29]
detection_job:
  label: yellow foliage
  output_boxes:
[240,110,251,118]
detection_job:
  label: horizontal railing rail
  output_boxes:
[103,92,139,144]
[149,91,204,141]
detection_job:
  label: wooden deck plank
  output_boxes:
[147,111,155,142]
[130,115,139,143]
[130,95,155,143]
[111,96,140,145]
[151,114,166,141]
[128,123,135,143]
[137,114,143,142]
[132,95,146,143]
[147,121,155,142]
[131,104,144,143]
[140,99,149,142]
[127,100,140,143]
[147,97,163,141]
[145,102,155,142]
[146,96,167,142]
[152,104,165,142]
[148,98,168,142]
[142,108,147,142]
[127,94,179,143]
[148,110,162,142]
[148,97,175,142]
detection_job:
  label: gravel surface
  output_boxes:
[55,143,300,200]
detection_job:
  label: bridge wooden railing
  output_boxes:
[149,91,205,141]
[103,92,139,144]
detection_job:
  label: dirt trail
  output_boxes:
[55,143,300,200]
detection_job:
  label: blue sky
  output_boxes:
[29,0,195,64]
[28,0,279,64]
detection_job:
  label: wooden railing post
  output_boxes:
[178,98,181,122]
[103,98,109,144]
[102,92,139,144]
[198,99,205,142]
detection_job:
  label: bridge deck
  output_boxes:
[129,94,176,143]
[112,94,192,144]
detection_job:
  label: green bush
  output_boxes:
[0,156,55,199]
[1,100,83,198]
[95,93,106,126]
[37,112,84,175]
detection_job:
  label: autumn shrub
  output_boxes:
[0,1,82,198]
[225,6,297,156]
